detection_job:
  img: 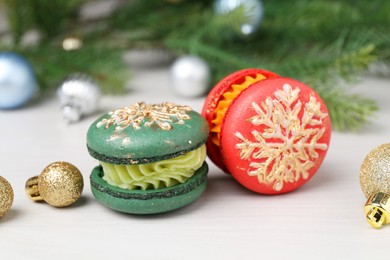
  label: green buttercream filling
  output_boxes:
[100,145,206,190]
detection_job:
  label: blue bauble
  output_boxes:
[0,52,37,109]
[214,0,264,35]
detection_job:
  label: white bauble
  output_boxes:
[170,56,211,98]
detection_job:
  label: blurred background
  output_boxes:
[0,0,389,129]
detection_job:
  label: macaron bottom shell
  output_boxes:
[90,162,208,214]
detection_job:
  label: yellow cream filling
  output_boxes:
[211,74,266,146]
[100,145,206,190]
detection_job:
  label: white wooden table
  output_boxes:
[0,67,389,259]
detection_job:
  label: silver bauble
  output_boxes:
[170,55,211,98]
[57,74,101,123]
[214,0,264,35]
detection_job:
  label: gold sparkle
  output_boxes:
[235,84,328,191]
[97,102,192,131]
[0,176,13,218]
[26,162,84,207]
[360,143,390,198]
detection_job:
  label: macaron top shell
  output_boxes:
[220,78,331,194]
[87,102,209,165]
[201,68,279,172]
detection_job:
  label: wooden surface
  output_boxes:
[0,67,389,259]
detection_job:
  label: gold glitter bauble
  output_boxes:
[360,143,390,198]
[26,162,84,207]
[0,176,14,218]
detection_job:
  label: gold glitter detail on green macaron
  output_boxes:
[97,102,192,131]
[360,143,390,198]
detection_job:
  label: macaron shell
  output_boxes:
[90,162,208,214]
[201,68,279,172]
[87,110,209,164]
[202,68,279,123]
[221,78,331,194]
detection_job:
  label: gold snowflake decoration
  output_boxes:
[97,102,192,131]
[235,84,328,191]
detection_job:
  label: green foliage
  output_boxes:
[2,0,390,131]
[27,0,82,39]
[3,0,33,44]
[3,0,83,43]
[17,44,128,94]
[322,90,378,131]
[2,0,129,94]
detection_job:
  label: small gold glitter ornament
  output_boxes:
[360,143,390,228]
[0,176,13,218]
[25,162,84,207]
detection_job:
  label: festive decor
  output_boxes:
[62,36,83,51]
[0,176,14,218]
[202,69,331,194]
[0,52,37,109]
[97,102,192,130]
[87,102,209,214]
[170,55,211,97]
[25,162,84,208]
[3,0,390,130]
[214,0,264,35]
[57,74,101,123]
[360,143,390,228]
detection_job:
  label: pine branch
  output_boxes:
[28,0,84,39]
[164,7,251,69]
[321,89,378,131]
[2,0,86,42]
[165,38,249,77]
[2,0,390,131]
[2,0,33,45]
[16,43,129,94]
[109,1,209,41]
[192,5,250,44]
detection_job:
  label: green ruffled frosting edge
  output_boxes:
[100,145,206,190]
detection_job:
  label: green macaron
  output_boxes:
[87,102,209,214]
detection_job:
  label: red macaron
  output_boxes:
[202,68,280,172]
[202,69,331,194]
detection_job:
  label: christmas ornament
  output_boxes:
[202,68,331,194]
[25,162,84,208]
[214,0,264,35]
[0,176,13,218]
[0,52,37,109]
[62,36,83,51]
[360,143,390,228]
[57,74,101,123]
[170,55,211,98]
[87,102,209,214]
